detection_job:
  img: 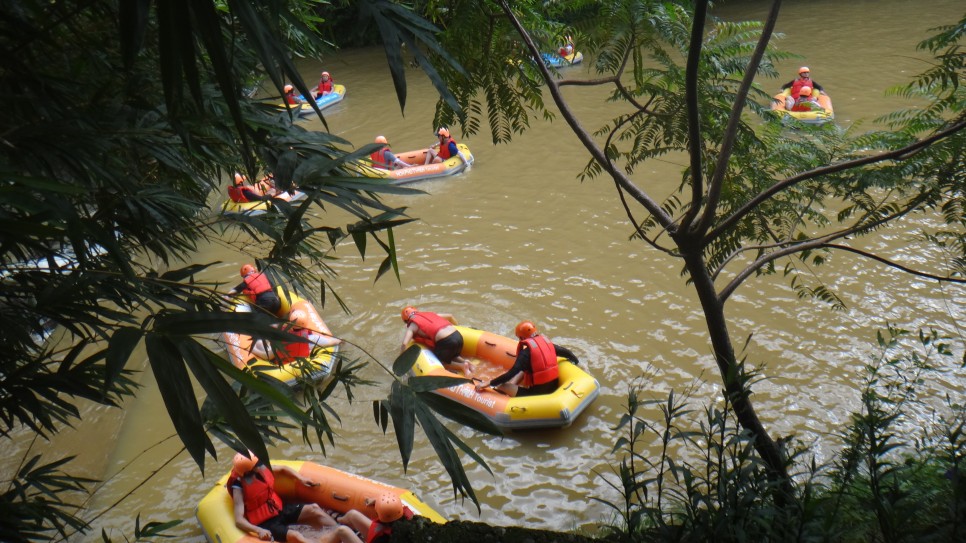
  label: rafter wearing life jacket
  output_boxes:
[227,466,283,526]
[517,335,559,387]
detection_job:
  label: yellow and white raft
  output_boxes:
[355,144,473,185]
[409,325,600,432]
[770,88,834,125]
[221,190,307,216]
[196,460,445,543]
[221,287,339,385]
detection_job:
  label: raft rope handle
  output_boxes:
[331,492,349,501]
[510,406,527,413]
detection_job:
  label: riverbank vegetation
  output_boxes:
[1,1,963,541]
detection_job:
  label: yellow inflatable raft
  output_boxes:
[221,287,339,385]
[409,325,600,432]
[221,190,307,216]
[196,460,445,543]
[770,88,834,125]
[355,144,473,185]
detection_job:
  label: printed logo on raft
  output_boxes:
[450,383,497,409]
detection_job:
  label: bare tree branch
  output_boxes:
[695,0,783,235]
[707,118,966,243]
[497,0,674,228]
[678,0,710,234]
[824,244,966,283]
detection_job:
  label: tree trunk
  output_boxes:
[680,246,792,499]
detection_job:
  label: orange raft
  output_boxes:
[409,325,600,431]
[195,460,445,543]
[355,144,473,185]
[221,287,339,385]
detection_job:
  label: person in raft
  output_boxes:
[315,71,334,97]
[370,136,412,170]
[227,264,282,315]
[423,127,471,166]
[328,493,415,543]
[400,306,474,377]
[283,84,305,105]
[558,35,575,58]
[475,320,580,397]
[228,451,340,543]
[781,66,824,99]
[248,308,341,364]
[228,173,274,203]
[789,86,821,112]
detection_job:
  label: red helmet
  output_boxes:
[240,264,256,277]
[436,127,450,138]
[375,493,404,523]
[231,451,258,476]
[401,306,417,322]
[515,320,537,339]
[375,135,388,145]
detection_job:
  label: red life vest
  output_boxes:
[242,273,273,303]
[409,312,450,349]
[228,185,249,203]
[517,335,559,387]
[790,78,812,98]
[227,467,283,526]
[284,92,300,105]
[437,137,456,160]
[273,327,312,365]
[318,79,333,94]
[370,148,392,169]
[365,507,414,543]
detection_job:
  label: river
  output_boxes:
[9,1,963,540]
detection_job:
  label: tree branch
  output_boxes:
[498,0,674,228]
[707,117,966,243]
[677,0,710,234]
[695,0,783,235]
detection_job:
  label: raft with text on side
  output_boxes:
[409,325,600,432]
[355,144,474,185]
[541,50,583,67]
[221,190,307,216]
[221,286,339,385]
[770,88,834,125]
[196,460,445,543]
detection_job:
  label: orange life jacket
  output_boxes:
[318,79,333,94]
[227,467,283,526]
[273,327,312,365]
[409,312,450,349]
[517,335,559,387]
[242,273,273,303]
[790,78,812,98]
[437,137,456,160]
[228,185,249,203]
[370,148,392,169]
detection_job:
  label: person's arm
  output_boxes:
[780,79,794,90]
[273,464,320,488]
[400,322,416,352]
[241,187,270,201]
[449,142,470,164]
[227,280,247,296]
[811,81,824,92]
[387,150,411,168]
[307,330,340,348]
[554,344,580,364]
[233,486,272,540]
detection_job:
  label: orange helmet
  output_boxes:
[798,86,812,97]
[401,306,417,322]
[240,264,256,277]
[375,135,388,145]
[233,173,244,185]
[515,320,537,339]
[798,66,810,75]
[231,451,258,477]
[436,127,450,138]
[375,493,404,523]
[283,84,294,93]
